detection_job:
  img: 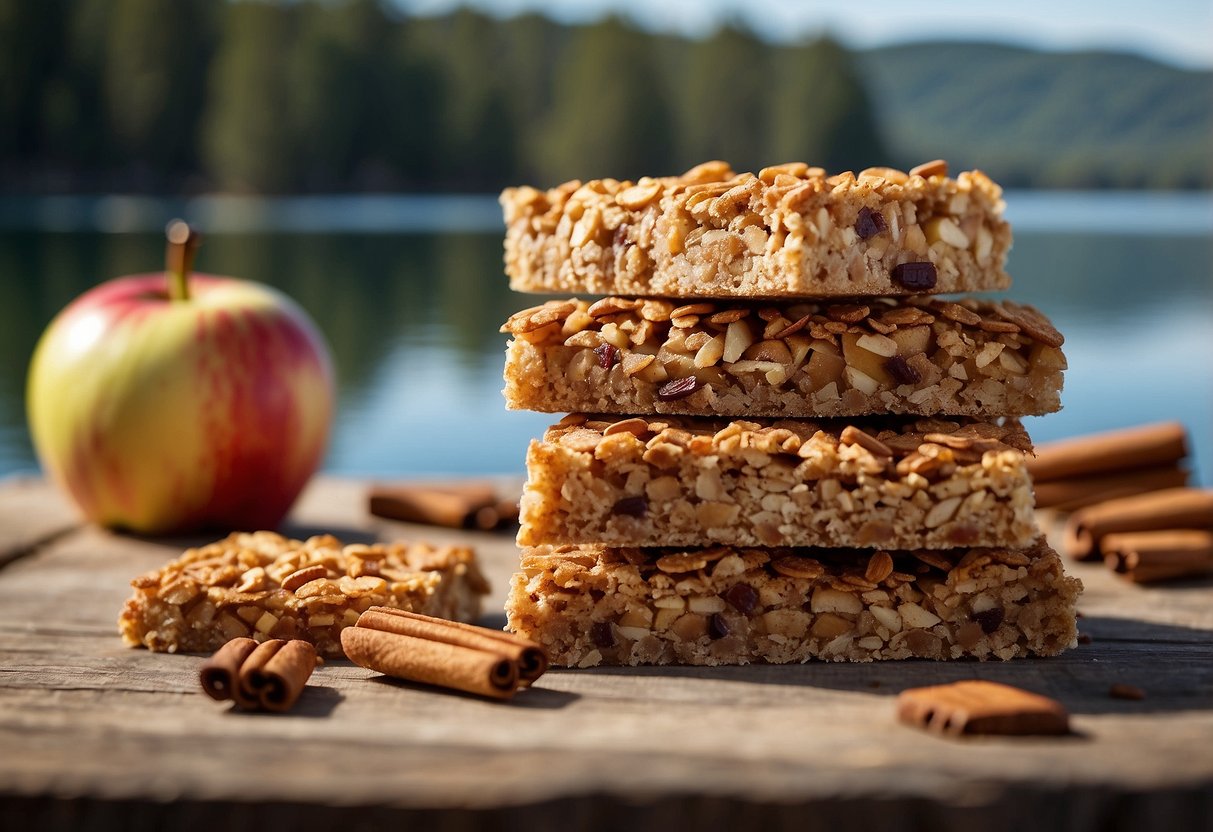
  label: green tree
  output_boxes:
[676,25,769,173]
[416,8,517,189]
[540,17,673,184]
[102,0,215,178]
[0,0,69,160]
[768,36,887,172]
[289,0,384,189]
[202,1,299,191]
[498,13,562,181]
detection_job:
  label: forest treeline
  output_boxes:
[1,0,1209,193]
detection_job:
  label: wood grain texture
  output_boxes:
[1,476,1211,831]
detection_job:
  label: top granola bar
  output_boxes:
[501,159,1011,299]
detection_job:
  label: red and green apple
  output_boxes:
[26,222,334,534]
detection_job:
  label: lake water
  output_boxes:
[1,191,1210,485]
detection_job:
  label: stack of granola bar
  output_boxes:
[498,160,1081,666]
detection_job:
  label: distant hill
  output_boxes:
[859,42,1213,188]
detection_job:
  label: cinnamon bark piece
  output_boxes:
[241,639,318,712]
[199,637,258,702]
[341,609,546,699]
[199,637,318,712]
[359,607,547,683]
[1027,422,1187,483]
[369,483,518,530]
[502,296,1065,419]
[1102,529,1213,583]
[506,541,1081,666]
[119,531,490,657]
[519,414,1037,550]
[501,161,1012,298]
[897,680,1070,736]
[1033,465,1189,512]
[1064,488,1213,561]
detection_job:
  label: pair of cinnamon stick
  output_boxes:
[1028,422,1190,511]
[1063,487,1213,583]
[369,482,519,531]
[200,638,318,712]
[341,607,547,699]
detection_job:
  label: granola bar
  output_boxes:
[519,414,1037,550]
[501,296,1065,418]
[506,541,1081,666]
[119,531,490,657]
[501,160,1011,299]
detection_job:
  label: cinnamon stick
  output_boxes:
[1064,488,1213,560]
[1033,464,1188,511]
[243,640,318,712]
[200,637,257,702]
[369,482,513,529]
[198,637,317,712]
[340,608,546,698]
[361,606,547,683]
[1027,422,1187,483]
[1102,529,1213,584]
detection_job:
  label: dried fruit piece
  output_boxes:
[891,262,937,290]
[657,376,701,401]
[1109,683,1145,701]
[611,496,648,518]
[723,583,758,614]
[594,343,619,369]
[855,207,887,240]
[972,606,1005,634]
[885,354,922,385]
[708,613,731,639]
[590,621,616,648]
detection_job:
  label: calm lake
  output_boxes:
[1,191,1210,485]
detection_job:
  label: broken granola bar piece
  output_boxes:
[119,530,490,657]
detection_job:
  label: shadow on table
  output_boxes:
[577,616,1213,716]
[370,674,580,709]
[219,683,345,718]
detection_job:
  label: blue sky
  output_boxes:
[396,0,1213,68]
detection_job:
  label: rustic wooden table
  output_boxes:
[2,476,1211,831]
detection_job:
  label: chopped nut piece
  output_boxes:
[282,565,328,593]
[839,425,894,458]
[616,178,662,209]
[909,159,949,179]
[993,301,1065,348]
[865,551,895,584]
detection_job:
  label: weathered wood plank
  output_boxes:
[0,477,80,568]
[1,476,1212,829]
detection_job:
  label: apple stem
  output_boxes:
[165,220,201,302]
